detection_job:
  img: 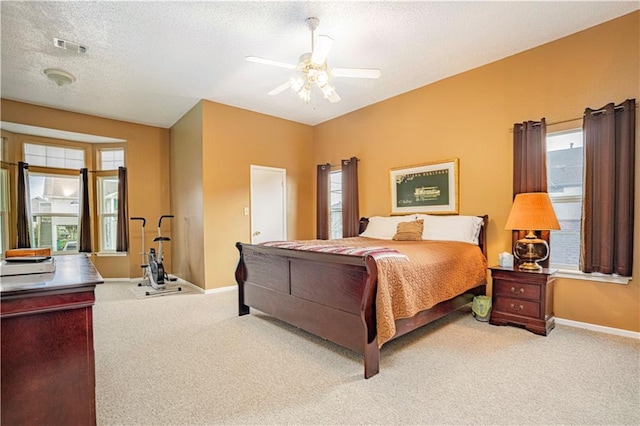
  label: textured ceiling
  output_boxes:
[1,1,638,130]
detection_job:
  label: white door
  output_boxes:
[250,165,286,244]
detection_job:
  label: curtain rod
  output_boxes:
[319,157,360,169]
[0,162,116,173]
[509,102,638,132]
[588,103,637,115]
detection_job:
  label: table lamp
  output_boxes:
[504,192,560,271]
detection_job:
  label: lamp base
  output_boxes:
[513,232,549,272]
[518,261,543,271]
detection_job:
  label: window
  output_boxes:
[24,143,85,169]
[98,176,119,251]
[28,173,80,253]
[99,148,124,170]
[98,147,124,251]
[547,130,583,269]
[330,170,342,239]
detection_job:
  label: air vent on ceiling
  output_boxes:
[53,38,87,54]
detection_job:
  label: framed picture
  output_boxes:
[390,158,459,215]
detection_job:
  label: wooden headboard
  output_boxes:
[358,215,488,258]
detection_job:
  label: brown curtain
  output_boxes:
[316,163,331,239]
[78,168,92,252]
[16,161,31,248]
[116,166,129,251]
[581,99,635,276]
[341,157,359,237]
[512,119,550,267]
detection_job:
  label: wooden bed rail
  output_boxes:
[235,242,381,377]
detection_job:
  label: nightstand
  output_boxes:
[489,266,557,336]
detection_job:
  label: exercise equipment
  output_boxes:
[130,215,181,296]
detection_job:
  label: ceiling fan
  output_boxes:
[246,17,382,103]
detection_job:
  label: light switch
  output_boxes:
[244,207,250,216]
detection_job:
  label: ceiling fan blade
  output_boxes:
[311,35,334,65]
[268,81,292,96]
[332,68,382,79]
[246,56,296,70]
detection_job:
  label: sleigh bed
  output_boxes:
[235,215,488,378]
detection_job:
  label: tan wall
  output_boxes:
[313,12,640,332]
[0,99,172,278]
[198,100,314,290]
[170,103,205,287]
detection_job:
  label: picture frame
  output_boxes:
[390,158,459,215]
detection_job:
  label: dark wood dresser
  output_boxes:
[489,265,556,336]
[1,255,103,425]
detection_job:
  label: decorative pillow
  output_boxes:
[392,219,424,241]
[359,215,417,240]
[415,214,483,244]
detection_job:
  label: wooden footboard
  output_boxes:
[235,243,381,378]
[235,242,486,379]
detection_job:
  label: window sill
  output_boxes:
[95,252,127,257]
[553,268,631,285]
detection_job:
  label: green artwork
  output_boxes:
[395,169,449,208]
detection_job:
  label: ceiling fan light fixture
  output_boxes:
[316,70,329,86]
[44,68,76,86]
[320,83,341,103]
[298,86,311,102]
[320,83,335,97]
[291,76,305,92]
[248,17,380,104]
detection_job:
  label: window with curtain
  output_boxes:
[330,170,342,239]
[316,163,331,239]
[512,118,550,268]
[581,99,635,277]
[540,98,635,278]
[28,172,80,252]
[17,140,128,255]
[317,158,359,239]
[546,130,583,269]
[341,157,359,238]
[97,176,119,251]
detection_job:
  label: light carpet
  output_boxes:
[94,281,640,425]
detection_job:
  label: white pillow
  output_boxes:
[415,214,483,244]
[359,215,417,240]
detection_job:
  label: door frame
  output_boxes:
[250,165,287,244]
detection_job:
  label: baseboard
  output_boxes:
[103,277,130,282]
[555,317,640,339]
[173,277,204,293]
[201,284,236,295]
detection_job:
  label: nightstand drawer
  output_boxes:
[494,297,540,318]
[494,280,541,300]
